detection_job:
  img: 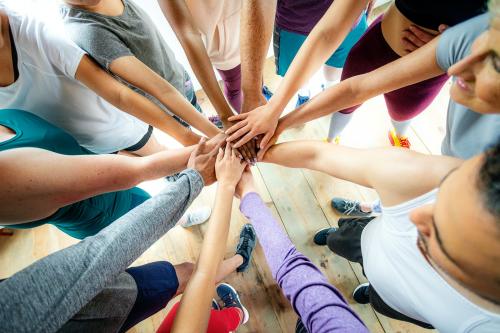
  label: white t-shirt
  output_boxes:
[361,189,500,332]
[185,0,241,70]
[0,7,149,153]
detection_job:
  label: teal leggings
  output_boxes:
[6,187,151,239]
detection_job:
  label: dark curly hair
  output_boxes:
[478,137,500,221]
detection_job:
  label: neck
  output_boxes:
[71,0,124,16]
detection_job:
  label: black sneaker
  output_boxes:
[313,227,338,246]
[352,283,370,304]
[212,298,220,310]
[216,283,249,324]
[235,224,256,272]
[331,197,371,217]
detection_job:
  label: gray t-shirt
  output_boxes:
[61,0,188,108]
[436,13,500,159]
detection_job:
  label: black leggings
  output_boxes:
[326,217,434,330]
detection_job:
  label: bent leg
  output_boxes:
[217,65,243,113]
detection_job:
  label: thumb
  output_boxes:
[259,131,274,149]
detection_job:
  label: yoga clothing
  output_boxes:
[395,0,487,31]
[0,169,204,332]
[356,189,500,332]
[217,64,242,113]
[273,13,367,75]
[435,13,500,159]
[0,109,151,239]
[158,302,241,333]
[240,193,368,333]
[339,15,449,121]
[0,5,148,153]
[184,0,241,71]
[62,0,201,115]
[275,0,333,35]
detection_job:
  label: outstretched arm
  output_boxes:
[236,171,368,333]
[264,141,462,206]
[75,55,203,146]
[239,0,276,113]
[158,0,234,120]
[0,169,204,333]
[172,147,246,333]
[0,146,194,224]
[226,0,369,149]
[158,0,257,162]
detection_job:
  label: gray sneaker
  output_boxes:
[331,197,371,217]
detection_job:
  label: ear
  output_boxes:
[410,204,434,237]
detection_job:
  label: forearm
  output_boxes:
[240,0,276,99]
[240,193,367,333]
[75,56,201,146]
[179,34,235,119]
[0,169,204,333]
[155,87,221,138]
[140,145,195,180]
[172,183,235,332]
[269,0,368,113]
[279,37,445,130]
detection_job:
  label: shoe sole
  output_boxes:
[352,282,370,304]
[217,283,250,324]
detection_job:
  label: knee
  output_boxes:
[174,262,194,293]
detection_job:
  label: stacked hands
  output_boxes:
[188,137,253,191]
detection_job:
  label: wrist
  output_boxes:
[218,180,237,191]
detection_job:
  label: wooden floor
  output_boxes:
[0,58,449,332]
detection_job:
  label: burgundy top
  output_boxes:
[275,0,334,35]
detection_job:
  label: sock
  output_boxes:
[328,112,353,139]
[390,119,411,137]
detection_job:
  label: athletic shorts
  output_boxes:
[273,13,368,76]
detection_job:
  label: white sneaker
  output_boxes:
[180,206,211,228]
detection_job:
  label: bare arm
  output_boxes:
[264,141,462,206]
[109,56,220,138]
[267,0,369,113]
[158,0,234,120]
[0,146,194,224]
[239,0,276,112]
[279,36,445,130]
[75,55,201,146]
[172,147,245,332]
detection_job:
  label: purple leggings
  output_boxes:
[217,64,242,113]
[339,16,449,121]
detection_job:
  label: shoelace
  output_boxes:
[221,291,237,307]
[239,233,250,260]
[343,200,361,215]
[399,137,411,149]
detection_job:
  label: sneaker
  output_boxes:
[388,129,411,149]
[180,206,212,228]
[235,224,257,272]
[208,115,224,130]
[313,227,338,246]
[212,298,220,310]
[295,94,310,108]
[216,283,249,324]
[262,85,273,101]
[331,197,371,217]
[352,282,370,304]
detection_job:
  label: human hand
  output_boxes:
[215,143,247,188]
[225,104,280,150]
[187,137,222,185]
[401,25,447,53]
[235,166,257,199]
[221,118,258,164]
[256,120,285,161]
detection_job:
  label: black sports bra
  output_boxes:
[395,0,487,30]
